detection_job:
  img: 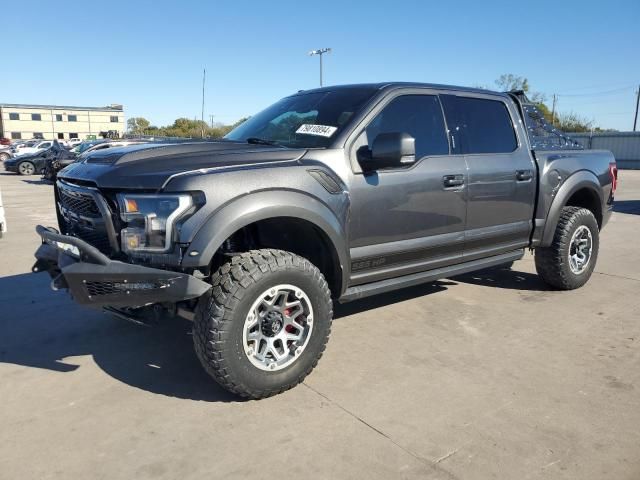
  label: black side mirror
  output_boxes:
[363,132,416,172]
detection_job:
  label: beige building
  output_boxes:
[0,103,125,141]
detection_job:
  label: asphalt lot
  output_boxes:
[1,170,639,480]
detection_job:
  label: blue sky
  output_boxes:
[4,0,639,130]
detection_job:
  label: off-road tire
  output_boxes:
[193,249,333,399]
[535,206,599,290]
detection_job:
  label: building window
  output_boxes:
[32,113,42,121]
[11,132,22,139]
[69,133,78,139]
[68,115,77,122]
[110,115,119,123]
[9,113,19,120]
[58,133,65,139]
[33,132,44,139]
[55,114,63,121]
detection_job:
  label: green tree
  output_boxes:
[127,117,150,135]
[495,74,594,132]
[495,74,530,93]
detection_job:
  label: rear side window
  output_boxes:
[441,96,517,154]
[365,95,449,159]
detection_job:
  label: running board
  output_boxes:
[339,250,524,302]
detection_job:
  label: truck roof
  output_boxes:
[296,82,506,97]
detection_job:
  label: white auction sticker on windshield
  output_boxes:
[296,124,338,137]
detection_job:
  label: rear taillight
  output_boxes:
[609,162,618,195]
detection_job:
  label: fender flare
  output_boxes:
[181,190,349,293]
[540,170,604,246]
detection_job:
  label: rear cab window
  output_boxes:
[440,95,518,154]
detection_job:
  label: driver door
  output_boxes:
[347,92,468,286]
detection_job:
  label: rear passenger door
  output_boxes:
[441,94,536,260]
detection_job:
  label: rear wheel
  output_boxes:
[193,249,333,399]
[18,161,36,175]
[535,206,599,290]
[0,152,9,162]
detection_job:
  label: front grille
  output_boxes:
[85,281,164,297]
[56,181,114,255]
[58,188,101,217]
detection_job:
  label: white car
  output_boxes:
[79,141,146,157]
[67,138,83,147]
[15,140,54,156]
[0,187,6,238]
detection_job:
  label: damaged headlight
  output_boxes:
[117,193,195,253]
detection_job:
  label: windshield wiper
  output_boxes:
[246,137,279,146]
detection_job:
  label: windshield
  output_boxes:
[224,88,378,148]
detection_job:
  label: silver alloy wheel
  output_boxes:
[18,162,35,175]
[242,284,314,371]
[0,153,8,161]
[568,225,593,274]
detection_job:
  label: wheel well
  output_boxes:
[213,217,342,298]
[566,188,602,228]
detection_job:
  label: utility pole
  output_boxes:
[308,48,331,87]
[633,85,640,132]
[551,94,557,126]
[209,114,215,128]
[201,68,206,138]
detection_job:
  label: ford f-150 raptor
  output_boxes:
[33,83,617,399]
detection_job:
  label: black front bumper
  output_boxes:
[33,225,211,307]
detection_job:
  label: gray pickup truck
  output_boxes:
[33,83,617,398]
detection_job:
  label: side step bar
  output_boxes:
[340,250,524,302]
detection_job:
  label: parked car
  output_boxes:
[0,138,11,146]
[0,146,13,162]
[67,138,83,147]
[13,140,54,156]
[33,82,617,399]
[0,187,6,238]
[13,139,40,152]
[70,139,110,155]
[78,141,146,158]
[4,141,75,175]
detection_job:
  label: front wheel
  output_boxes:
[0,152,9,162]
[18,161,36,175]
[193,249,333,399]
[535,206,599,290]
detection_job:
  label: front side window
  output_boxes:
[441,96,517,154]
[31,113,42,121]
[364,95,449,159]
[68,115,77,122]
[225,88,377,148]
[9,113,19,120]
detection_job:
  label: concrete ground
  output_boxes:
[1,170,639,480]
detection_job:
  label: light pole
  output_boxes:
[308,48,331,87]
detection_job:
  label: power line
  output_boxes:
[554,81,636,92]
[556,86,635,97]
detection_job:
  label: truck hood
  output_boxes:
[58,142,307,190]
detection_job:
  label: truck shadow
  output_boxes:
[1,265,544,402]
[0,273,238,403]
[613,200,640,216]
[451,265,550,291]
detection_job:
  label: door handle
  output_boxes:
[516,170,533,181]
[443,174,465,188]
